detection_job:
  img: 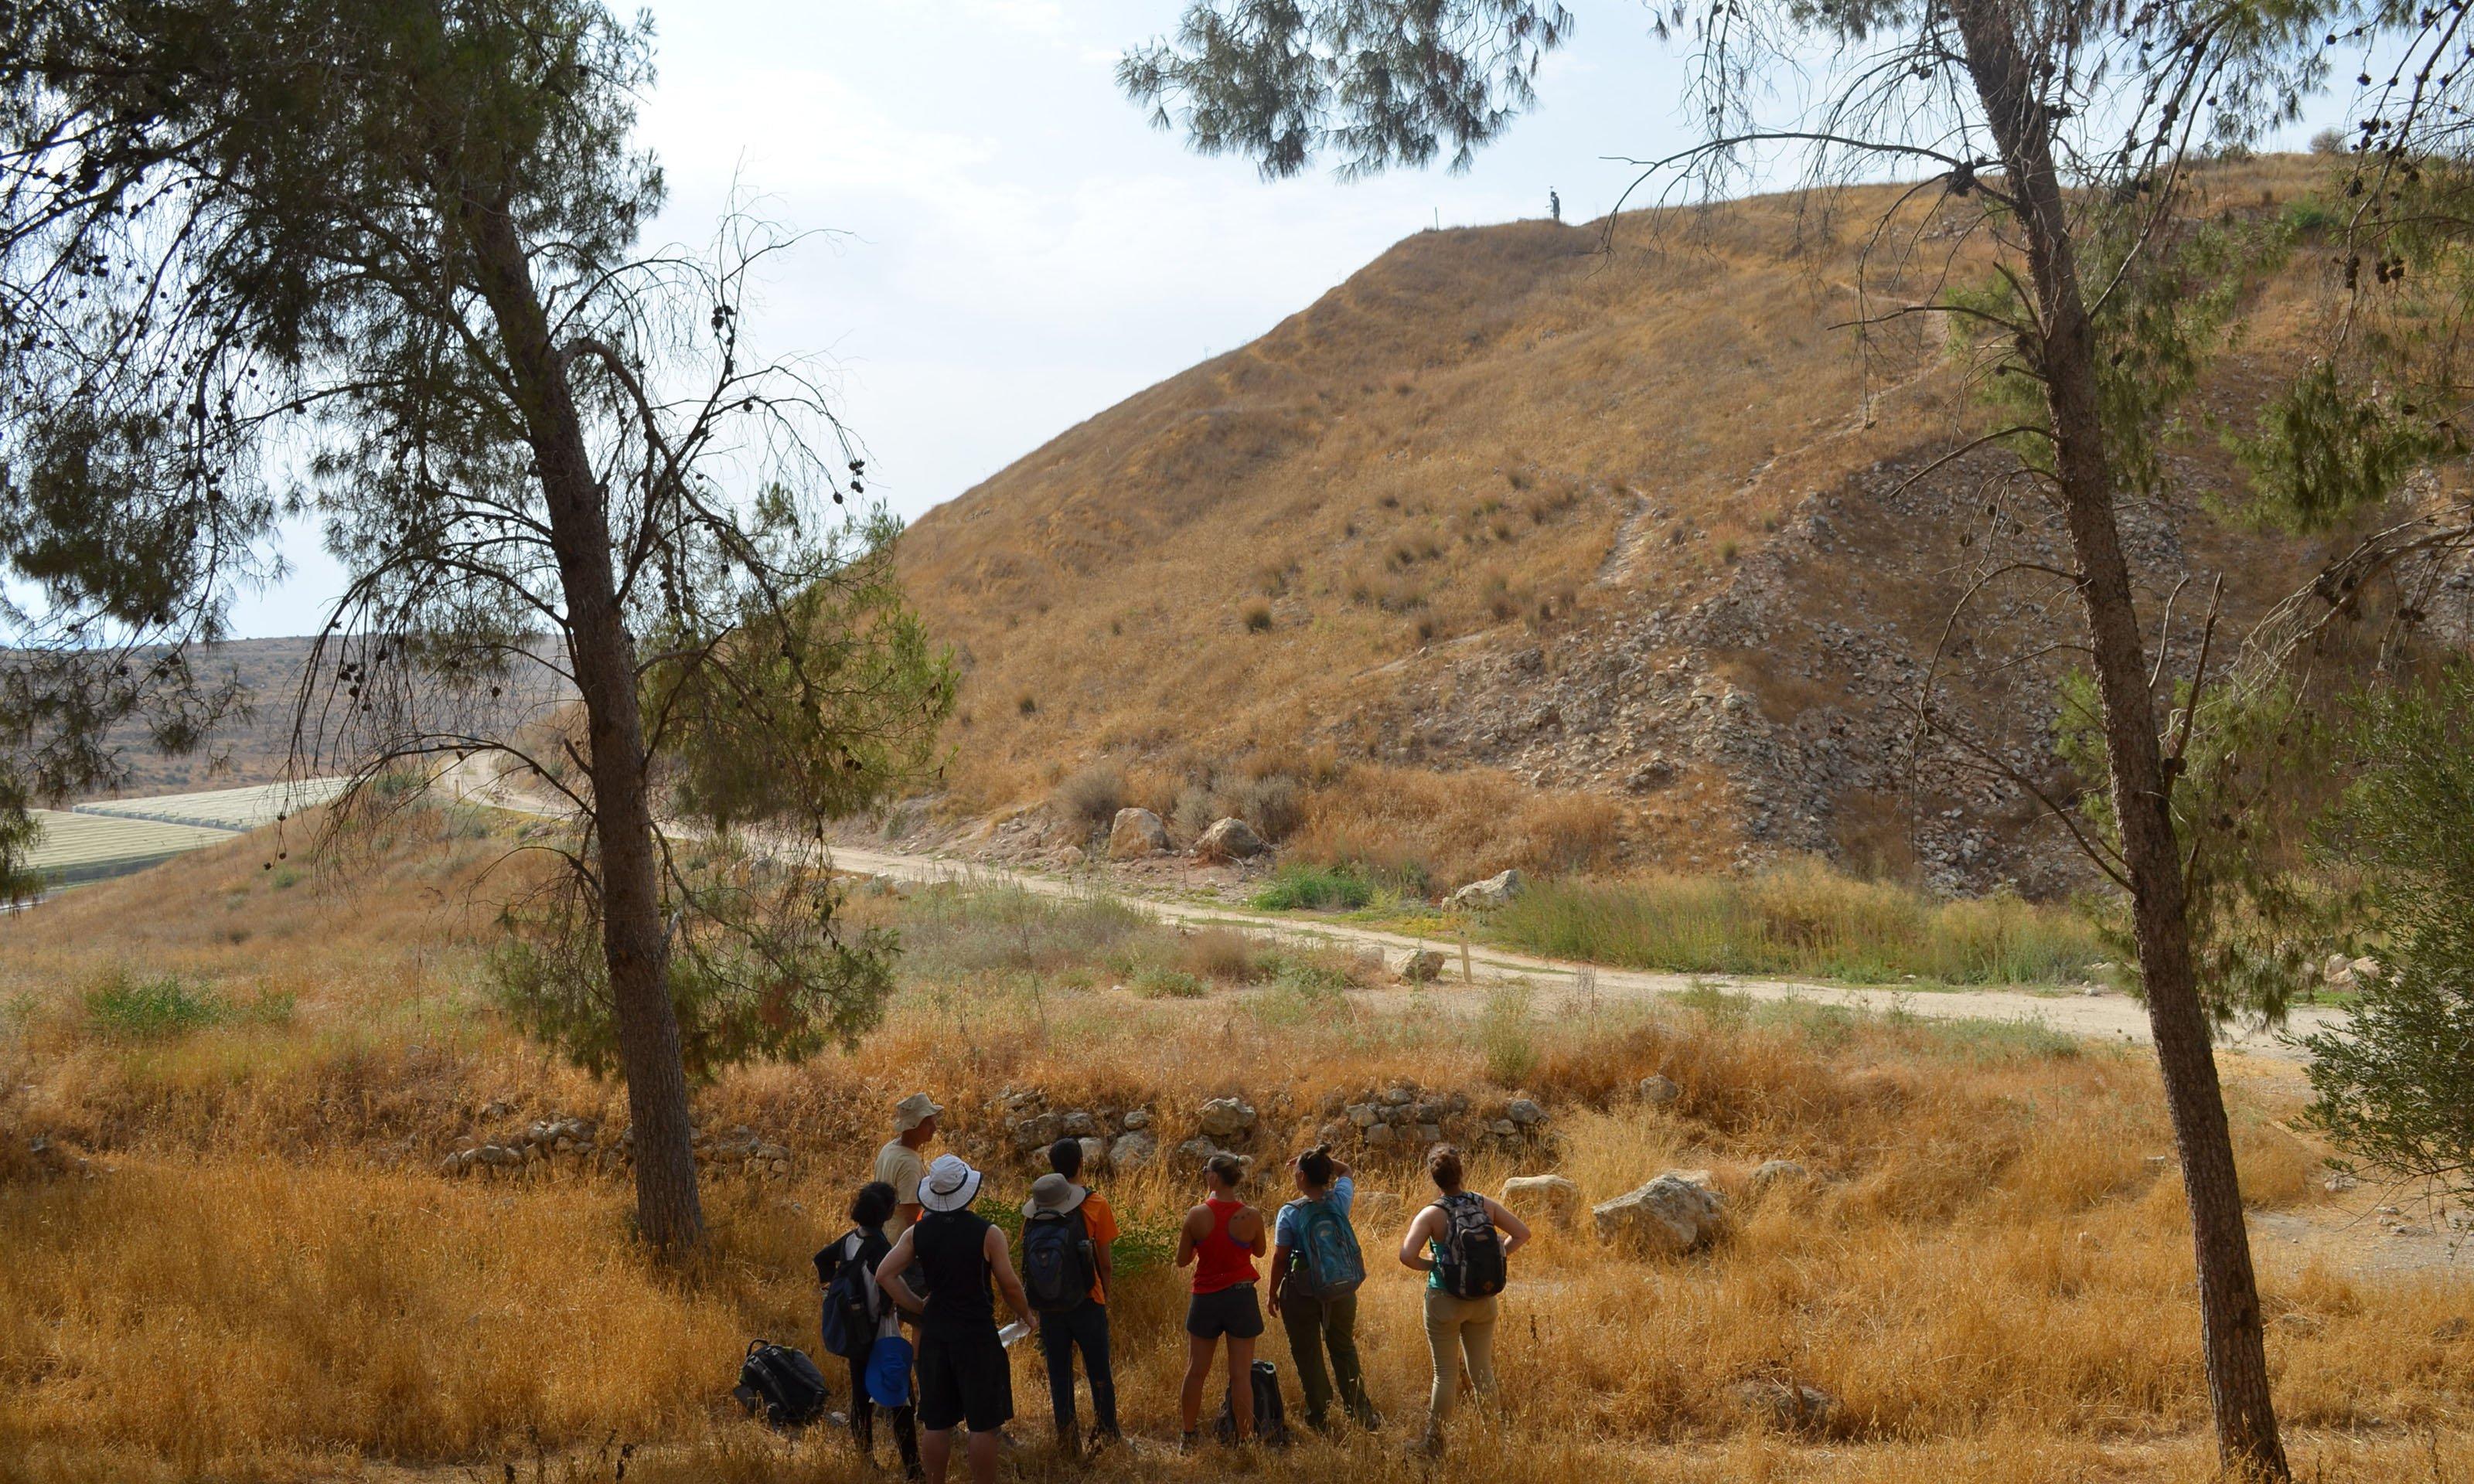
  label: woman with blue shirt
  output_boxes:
[1266,1144,1378,1433]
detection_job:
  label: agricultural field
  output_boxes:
[21,781,347,893]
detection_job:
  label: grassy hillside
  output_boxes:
[898,158,2391,894]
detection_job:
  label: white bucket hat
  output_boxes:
[918,1153,984,1213]
[894,1091,944,1132]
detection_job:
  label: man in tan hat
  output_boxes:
[876,1092,942,1241]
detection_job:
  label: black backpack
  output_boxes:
[734,1339,830,1428]
[1021,1207,1093,1314]
[815,1234,878,1360]
[1214,1359,1292,1447]
[1431,1191,1507,1301]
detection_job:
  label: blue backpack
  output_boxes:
[816,1232,877,1360]
[1291,1196,1365,1300]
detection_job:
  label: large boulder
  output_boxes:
[1389,947,1447,983]
[1198,1097,1258,1140]
[1594,1171,1725,1253]
[1448,869,1525,911]
[1193,816,1268,861]
[1501,1173,1579,1228]
[1108,808,1170,860]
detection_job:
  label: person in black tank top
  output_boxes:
[877,1155,1040,1484]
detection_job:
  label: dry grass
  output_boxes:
[1286,762,1623,890]
[2,822,2471,1481]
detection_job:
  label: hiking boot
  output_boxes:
[1177,1431,1200,1455]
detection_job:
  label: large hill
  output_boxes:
[897,157,2423,894]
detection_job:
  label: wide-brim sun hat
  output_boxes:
[1028,1173,1088,1213]
[894,1091,944,1132]
[918,1152,984,1213]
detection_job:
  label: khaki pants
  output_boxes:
[1421,1288,1499,1435]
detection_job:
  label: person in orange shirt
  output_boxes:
[1025,1138,1119,1452]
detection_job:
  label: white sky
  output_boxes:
[223,0,2346,637]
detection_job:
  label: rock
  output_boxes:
[1078,1136,1107,1171]
[476,1144,520,1168]
[1594,1171,1726,1253]
[1381,1086,1416,1106]
[1061,1110,1099,1139]
[1501,1174,1579,1227]
[1109,1131,1160,1169]
[2321,951,2352,986]
[1365,1122,1398,1148]
[1176,1137,1249,1171]
[1750,1159,1808,1192]
[1415,1122,1444,1145]
[1637,1074,1682,1108]
[1107,808,1170,860]
[2349,955,2382,985]
[1198,1098,1258,1140]
[1505,1098,1548,1128]
[1389,948,1447,982]
[1734,1379,1835,1431]
[1120,1108,1153,1132]
[1447,869,1525,911]
[1355,1191,1405,1227]
[1346,1103,1378,1128]
[1489,1119,1518,1136]
[1011,1112,1065,1150]
[1193,816,1268,861]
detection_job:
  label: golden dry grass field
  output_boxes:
[2,808,2469,1482]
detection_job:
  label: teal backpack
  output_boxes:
[1291,1196,1366,1300]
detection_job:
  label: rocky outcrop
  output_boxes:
[1107,808,1170,860]
[1192,816,1268,861]
[1501,1173,1579,1227]
[1594,1170,1725,1252]
[1447,869,1524,911]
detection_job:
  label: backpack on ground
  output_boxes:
[1214,1359,1293,1447]
[1291,1196,1365,1301]
[733,1339,830,1428]
[815,1235,877,1360]
[1021,1207,1093,1314]
[1431,1191,1506,1301]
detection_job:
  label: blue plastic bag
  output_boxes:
[864,1333,913,1408]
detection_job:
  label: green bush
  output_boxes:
[1488,860,2104,984]
[1130,965,1208,999]
[1251,862,1374,912]
[83,972,293,1039]
[1477,985,1539,1087]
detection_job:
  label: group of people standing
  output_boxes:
[816,1092,1533,1483]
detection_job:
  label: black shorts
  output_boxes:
[1186,1283,1265,1340]
[915,1327,1014,1433]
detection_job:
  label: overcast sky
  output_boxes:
[223,0,2343,637]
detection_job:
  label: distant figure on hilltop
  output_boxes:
[1549,189,1561,223]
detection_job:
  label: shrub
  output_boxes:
[1130,965,1207,999]
[1055,762,1126,833]
[1252,862,1374,911]
[82,972,293,1039]
[1179,926,1264,982]
[1241,600,1273,632]
[1478,984,1539,1087]
[1488,859,2105,984]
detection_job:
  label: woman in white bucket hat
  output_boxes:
[877,1155,1039,1484]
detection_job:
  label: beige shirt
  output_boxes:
[874,1139,926,1239]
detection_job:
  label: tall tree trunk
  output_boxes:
[465,199,705,1253]
[1950,7,2287,1478]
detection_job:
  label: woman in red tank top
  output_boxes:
[1174,1152,1266,1446]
